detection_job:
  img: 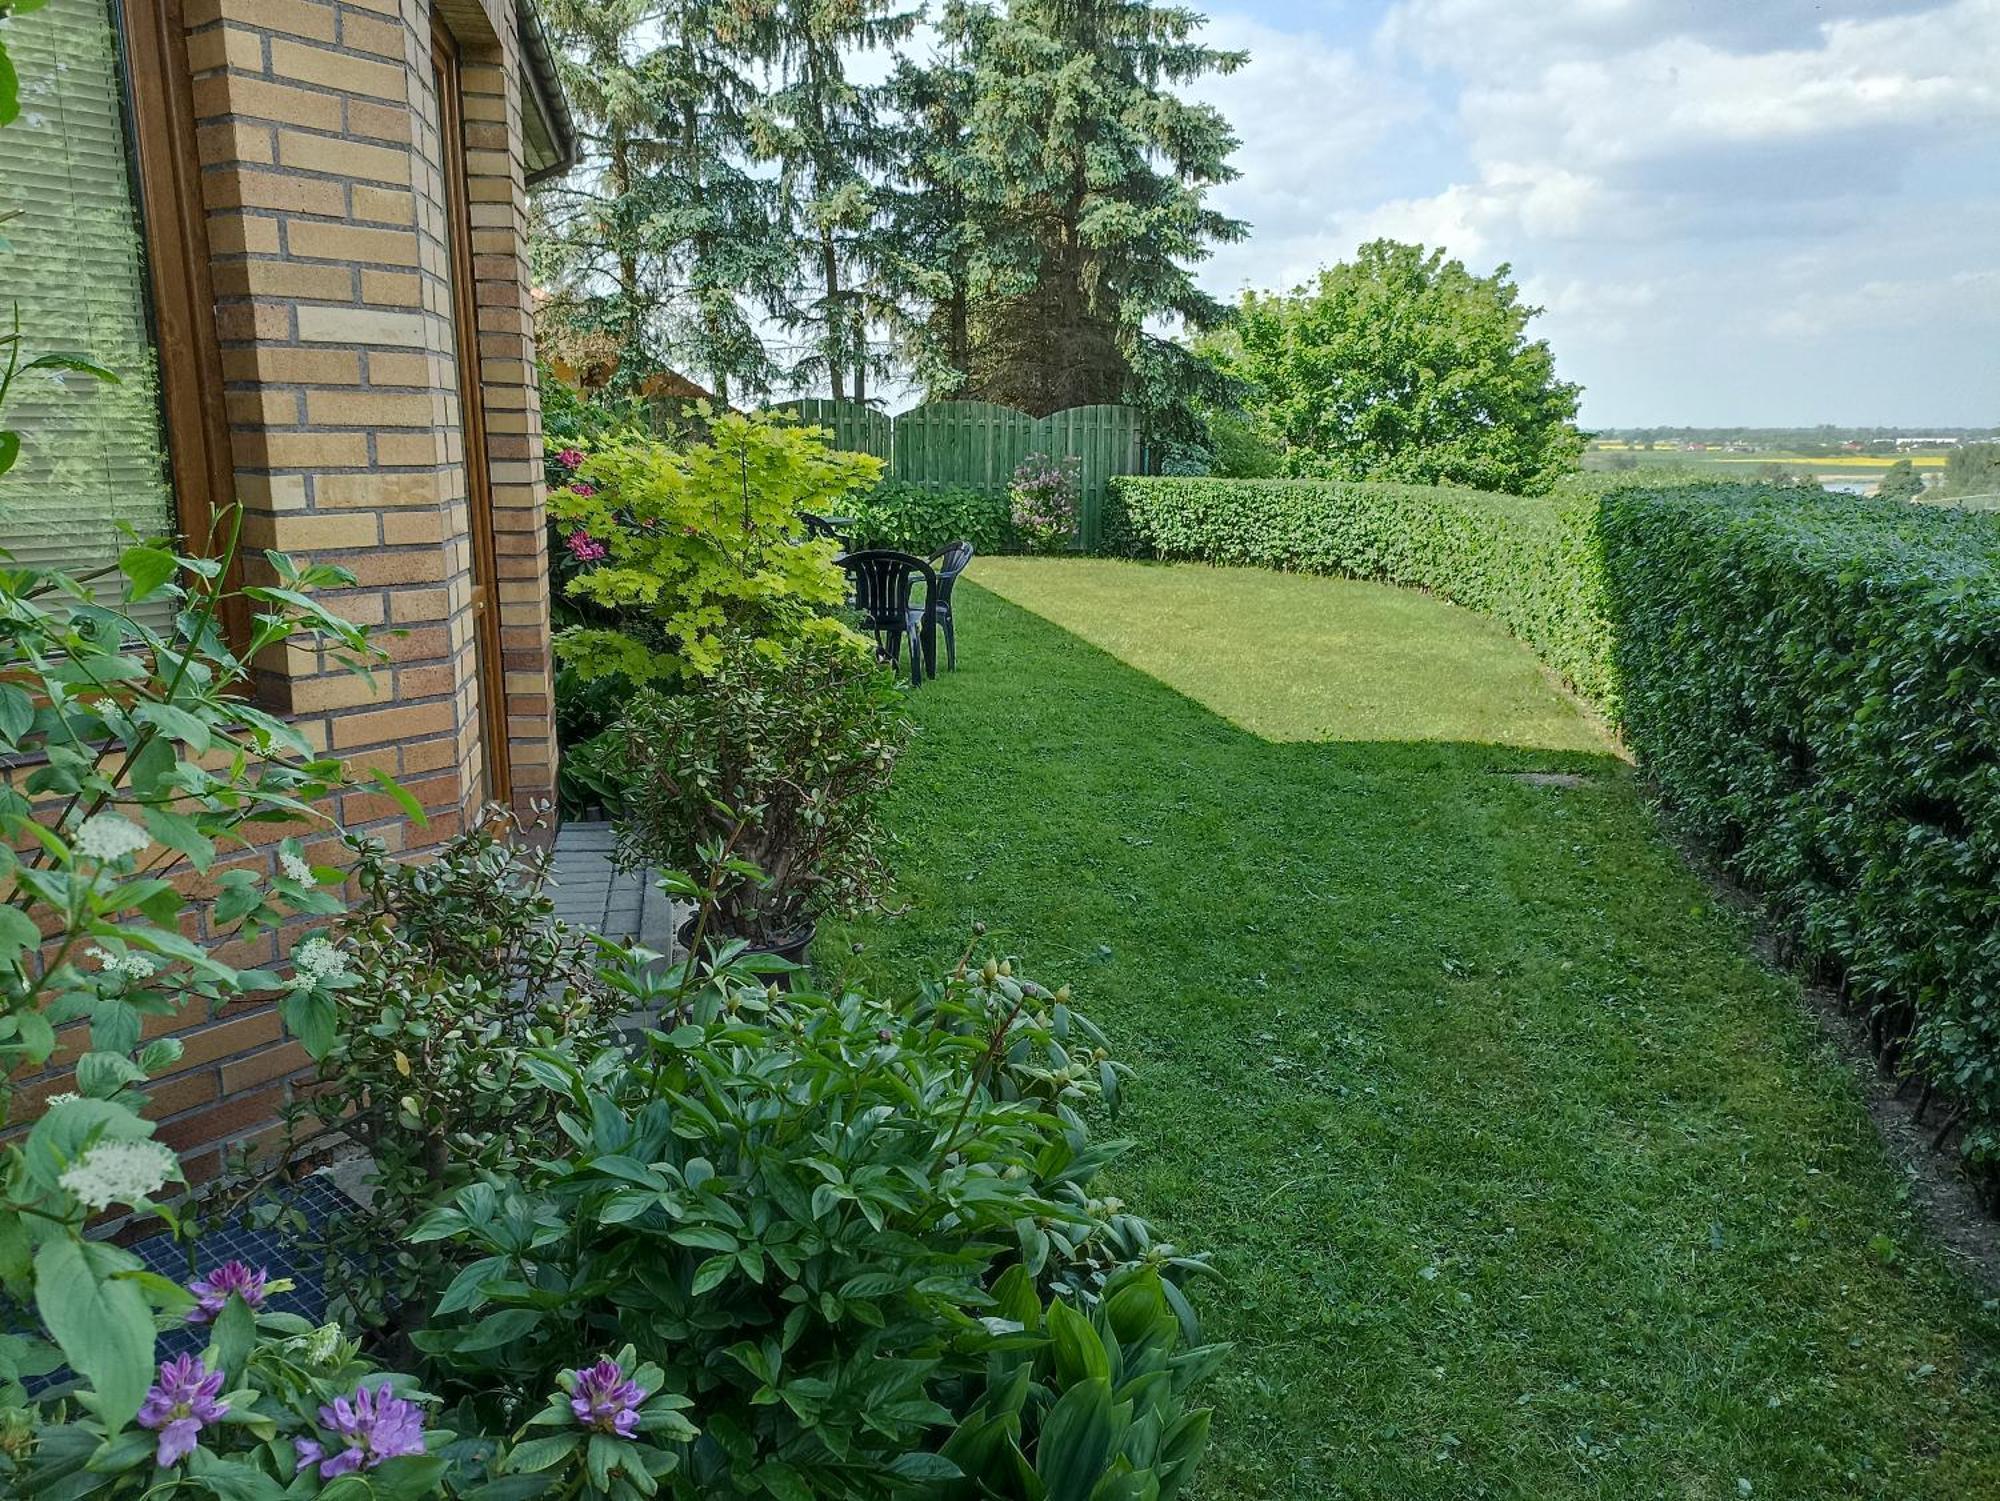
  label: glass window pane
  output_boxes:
[0,0,176,593]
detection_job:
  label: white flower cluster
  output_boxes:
[289,936,348,990]
[43,1092,80,1109]
[72,813,150,865]
[279,849,314,885]
[59,1138,177,1210]
[88,945,158,981]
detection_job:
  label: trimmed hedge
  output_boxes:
[1110,474,2000,1175]
[845,480,1015,556]
[1601,488,2000,1165]
[1108,475,1621,712]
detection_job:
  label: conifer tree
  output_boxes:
[752,0,919,405]
[957,0,1247,413]
[536,0,790,403]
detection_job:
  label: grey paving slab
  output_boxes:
[549,820,683,955]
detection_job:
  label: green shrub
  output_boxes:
[271,812,626,1335]
[1108,475,1623,713]
[550,411,879,686]
[1597,486,2000,1169]
[406,938,1221,1499]
[848,481,1014,556]
[613,634,913,945]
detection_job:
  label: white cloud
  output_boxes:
[1195,0,2000,422]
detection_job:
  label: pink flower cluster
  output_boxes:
[1009,452,1081,547]
[565,529,608,564]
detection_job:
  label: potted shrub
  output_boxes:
[609,632,912,969]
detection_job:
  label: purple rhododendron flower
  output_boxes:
[557,447,584,469]
[294,1382,427,1478]
[186,1260,269,1325]
[569,1358,648,1438]
[568,481,598,497]
[565,529,608,563]
[138,1354,228,1467]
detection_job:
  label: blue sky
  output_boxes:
[1183,0,1999,427]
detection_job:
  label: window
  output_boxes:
[0,0,177,586]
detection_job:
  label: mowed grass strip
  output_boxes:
[826,563,2000,1501]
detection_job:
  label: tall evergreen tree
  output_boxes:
[536,0,790,403]
[958,0,1246,413]
[751,0,918,405]
[880,1,989,397]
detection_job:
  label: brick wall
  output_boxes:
[32,0,559,1182]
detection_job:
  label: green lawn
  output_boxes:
[826,559,2000,1501]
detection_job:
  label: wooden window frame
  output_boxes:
[431,15,513,807]
[115,0,245,638]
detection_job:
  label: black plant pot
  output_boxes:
[681,918,816,990]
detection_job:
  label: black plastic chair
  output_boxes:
[927,541,974,670]
[838,550,938,685]
[801,511,855,551]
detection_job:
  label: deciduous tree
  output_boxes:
[1222,240,1584,495]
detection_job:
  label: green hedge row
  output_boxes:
[1109,474,2000,1173]
[1600,488,2000,1164]
[1106,475,1622,712]
[845,480,1015,556]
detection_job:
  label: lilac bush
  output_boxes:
[1009,450,1083,552]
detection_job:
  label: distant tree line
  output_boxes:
[1594,426,2000,456]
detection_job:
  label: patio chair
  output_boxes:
[837,549,938,685]
[927,541,975,671]
[801,510,855,551]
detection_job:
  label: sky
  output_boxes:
[1182,0,2000,428]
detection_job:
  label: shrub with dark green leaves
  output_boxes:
[612,634,913,945]
[1597,486,2000,1170]
[403,938,1221,1499]
[847,481,1014,556]
[1108,475,1623,712]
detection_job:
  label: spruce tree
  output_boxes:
[880,1,989,397]
[958,0,1246,413]
[751,0,919,405]
[536,0,790,403]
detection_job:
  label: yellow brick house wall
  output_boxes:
[56,0,564,1180]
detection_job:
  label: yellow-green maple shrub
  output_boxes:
[550,409,881,682]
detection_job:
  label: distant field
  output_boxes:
[1588,446,1948,471]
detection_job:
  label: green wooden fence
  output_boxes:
[771,398,1146,549]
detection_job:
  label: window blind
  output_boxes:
[0,0,176,601]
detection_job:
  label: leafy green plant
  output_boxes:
[401,922,1212,1501]
[549,409,881,685]
[0,521,379,1432]
[926,1264,1224,1501]
[613,633,912,945]
[847,481,1013,556]
[261,811,628,1337]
